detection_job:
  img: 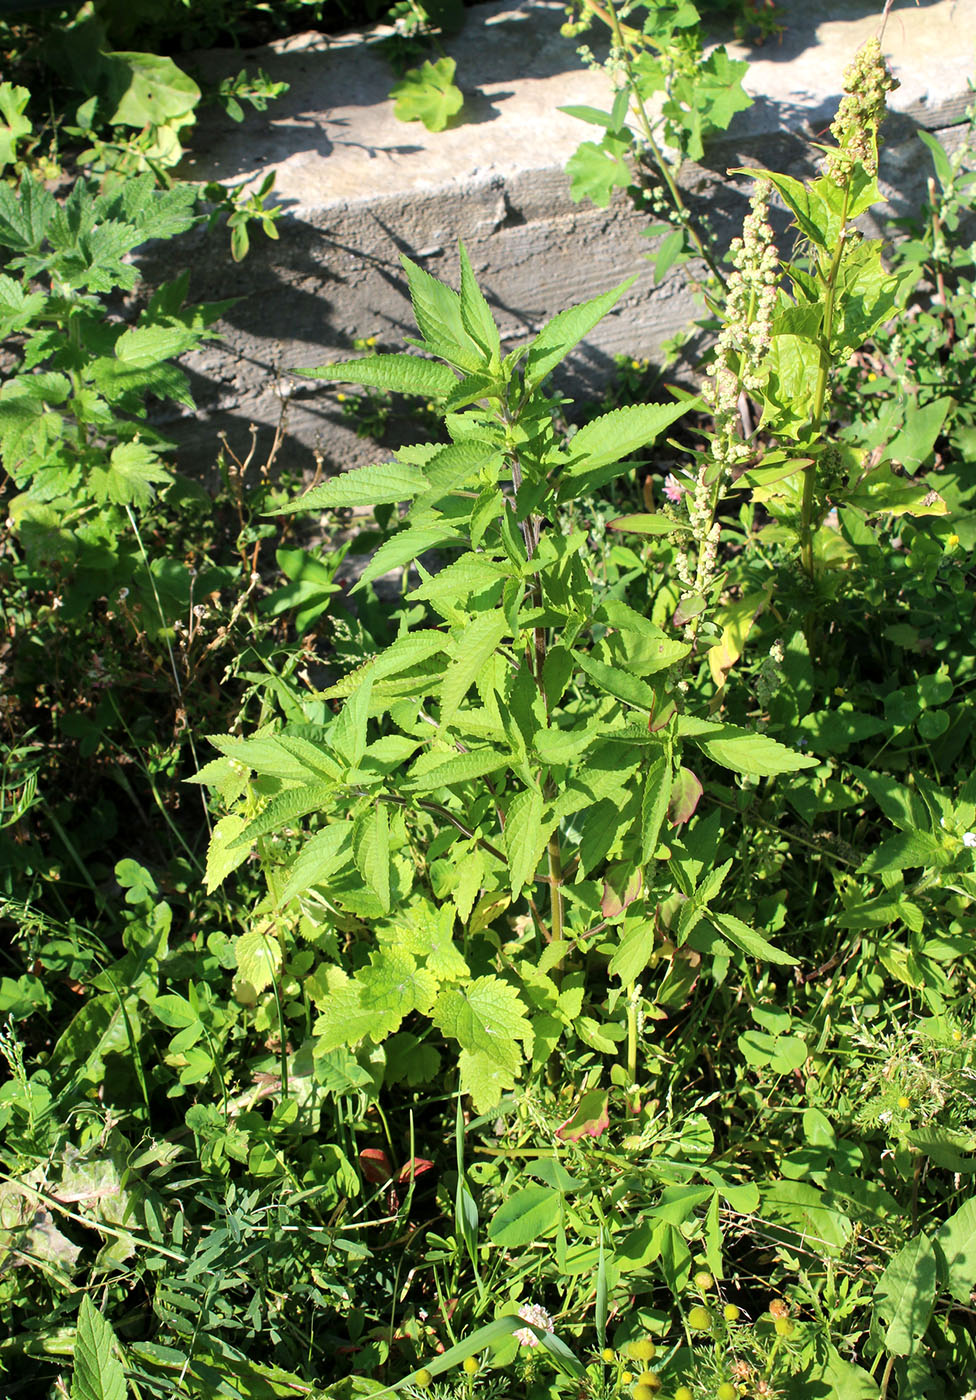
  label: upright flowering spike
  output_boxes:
[704,179,779,474]
[823,38,899,185]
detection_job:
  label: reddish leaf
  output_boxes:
[397,1157,436,1183]
[669,767,703,825]
[556,1088,610,1141]
[601,867,643,919]
[359,1147,394,1184]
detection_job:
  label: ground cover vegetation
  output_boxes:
[1,1,976,1397]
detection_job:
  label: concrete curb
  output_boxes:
[146,0,976,476]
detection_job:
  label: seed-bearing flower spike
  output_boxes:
[823,38,899,186]
[513,1302,555,1347]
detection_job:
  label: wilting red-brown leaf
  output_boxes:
[668,766,703,825]
[556,1088,610,1141]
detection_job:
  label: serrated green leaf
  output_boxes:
[0,83,31,172]
[524,277,636,388]
[394,900,469,980]
[355,524,462,594]
[401,252,486,371]
[710,911,798,966]
[391,57,464,134]
[359,947,438,1027]
[294,352,457,398]
[356,802,391,912]
[0,273,45,337]
[440,611,509,724]
[71,1295,127,1400]
[565,400,694,475]
[405,747,510,793]
[205,813,250,893]
[608,921,655,983]
[272,459,429,515]
[234,930,282,994]
[458,1048,516,1113]
[408,554,509,603]
[0,172,56,251]
[678,717,817,776]
[573,650,658,712]
[114,322,205,368]
[279,822,354,904]
[321,630,450,699]
[312,967,381,1049]
[857,830,946,874]
[565,138,632,207]
[433,975,532,1071]
[641,755,670,862]
[90,441,172,507]
[458,240,500,365]
[232,783,335,848]
[505,787,552,898]
[873,1232,938,1355]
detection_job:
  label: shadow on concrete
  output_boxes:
[146,65,962,486]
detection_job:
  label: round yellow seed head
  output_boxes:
[897,1094,911,1110]
[675,1389,694,1400]
[627,1340,657,1362]
[621,1372,633,1385]
[717,1385,737,1400]
[632,1386,657,1400]
[773,1317,794,1338]
[693,1271,714,1292]
[723,1303,741,1322]
[415,1370,433,1389]
[602,1348,616,1363]
[462,1356,480,1375]
[637,1372,661,1389]
[687,1306,712,1332]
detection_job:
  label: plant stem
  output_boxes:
[589,0,726,288]
[799,183,851,577]
[626,982,640,1114]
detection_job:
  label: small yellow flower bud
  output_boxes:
[462,1356,479,1375]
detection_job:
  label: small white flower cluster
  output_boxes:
[704,179,779,472]
[963,832,976,849]
[513,1303,555,1348]
[674,181,779,613]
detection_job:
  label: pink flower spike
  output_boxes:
[663,473,685,503]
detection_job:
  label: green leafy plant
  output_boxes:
[391,56,464,131]
[561,0,753,287]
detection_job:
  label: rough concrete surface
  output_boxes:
[147,0,976,477]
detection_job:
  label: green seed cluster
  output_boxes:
[823,38,899,185]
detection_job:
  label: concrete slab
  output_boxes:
[148,0,976,477]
